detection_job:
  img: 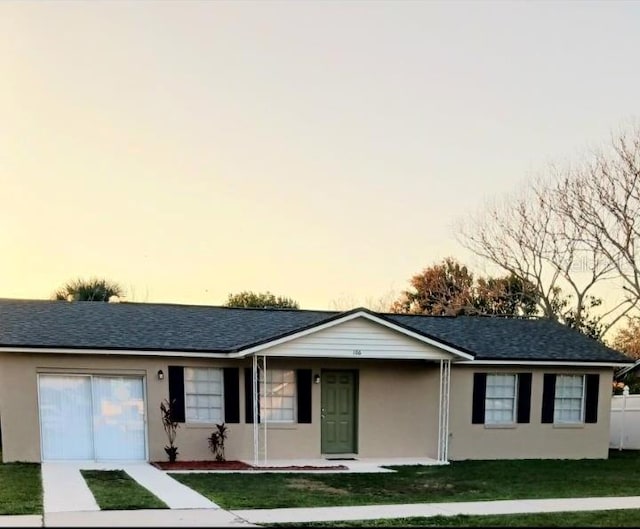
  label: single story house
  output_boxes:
[0,298,631,464]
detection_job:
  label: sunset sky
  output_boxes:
[1,0,639,310]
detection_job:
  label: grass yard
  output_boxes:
[80,470,168,510]
[0,463,42,515]
[274,509,640,527]
[171,449,640,510]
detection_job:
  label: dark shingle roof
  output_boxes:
[386,313,629,363]
[0,299,333,352]
[0,299,630,364]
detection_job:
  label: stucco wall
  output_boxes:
[0,352,439,463]
[0,351,616,463]
[448,365,614,460]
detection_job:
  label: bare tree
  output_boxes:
[456,162,636,338]
[329,288,399,313]
[329,293,362,312]
[554,125,640,313]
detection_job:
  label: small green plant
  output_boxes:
[208,423,228,462]
[160,398,180,462]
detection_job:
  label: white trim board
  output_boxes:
[0,346,628,367]
[458,360,631,368]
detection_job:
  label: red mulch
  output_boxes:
[152,460,253,470]
[255,465,348,471]
[151,460,347,471]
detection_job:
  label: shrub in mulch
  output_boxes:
[151,460,348,471]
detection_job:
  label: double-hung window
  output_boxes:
[260,369,296,423]
[554,374,585,424]
[184,367,224,423]
[473,372,532,425]
[485,374,518,425]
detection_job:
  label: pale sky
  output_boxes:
[1,0,639,310]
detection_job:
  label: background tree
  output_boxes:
[225,291,300,309]
[390,258,474,315]
[473,274,539,317]
[390,257,539,317]
[612,317,640,360]
[53,278,124,302]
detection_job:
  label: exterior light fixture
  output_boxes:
[157,369,165,380]
[314,374,321,384]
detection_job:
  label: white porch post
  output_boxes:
[252,355,259,466]
[262,354,268,465]
[437,359,451,462]
[251,355,268,466]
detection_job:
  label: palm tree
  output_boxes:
[53,278,124,302]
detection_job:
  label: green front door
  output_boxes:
[321,370,357,454]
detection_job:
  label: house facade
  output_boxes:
[0,299,630,464]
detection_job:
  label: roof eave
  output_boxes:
[0,345,230,357]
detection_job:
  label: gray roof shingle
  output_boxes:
[0,299,630,364]
[386,313,629,363]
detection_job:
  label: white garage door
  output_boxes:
[39,375,146,461]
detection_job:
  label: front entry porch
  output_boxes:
[250,355,452,466]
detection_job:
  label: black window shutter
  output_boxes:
[296,369,312,424]
[223,368,240,423]
[472,373,487,424]
[585,374,600,423]
[517,373,532,424]
[168,366,185,423]
[244,367,254,423]
[541,374,556,424]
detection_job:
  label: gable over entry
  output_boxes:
[233,311,474,361]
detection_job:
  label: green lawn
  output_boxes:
[81,470,168,510]
[171,449,640,510]
[274,509,640,527]
[0,463,42,515]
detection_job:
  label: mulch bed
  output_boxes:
[152,460,348,471]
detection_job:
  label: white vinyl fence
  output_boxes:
[610,388,640,450]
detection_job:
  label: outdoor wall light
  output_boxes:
[314,374,321,384]
[157,369,165,380]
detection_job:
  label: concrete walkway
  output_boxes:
[45,509,254,527]
[232,495,640,524]
[168,457,441,475]
[41,463,100,513]
[5,495,640,526]
[41,462,218,512]
[0,510,254,527]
